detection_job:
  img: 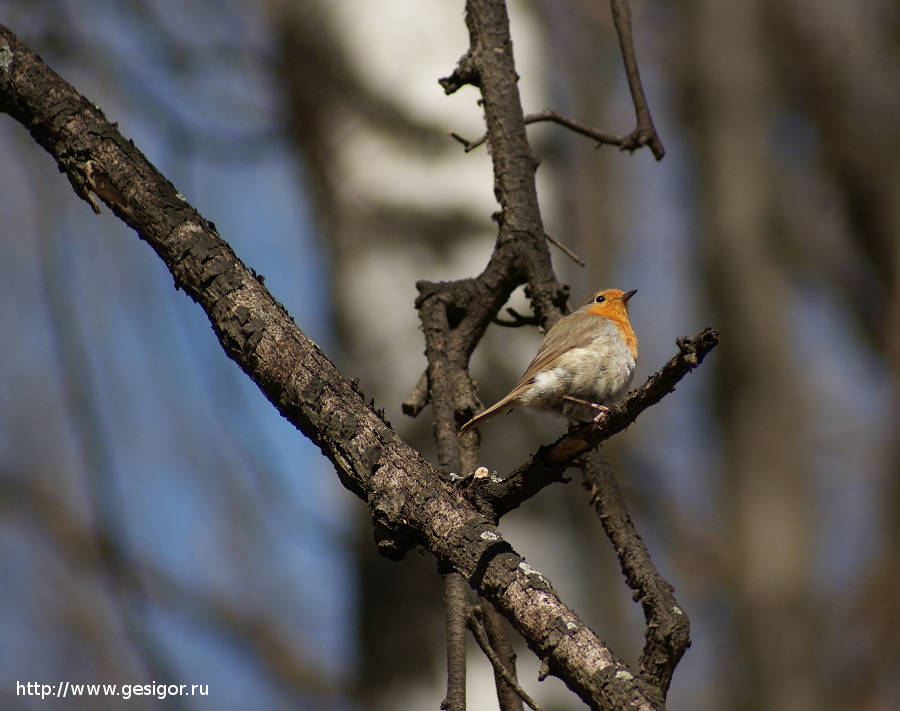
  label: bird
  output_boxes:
[458,288,638,436]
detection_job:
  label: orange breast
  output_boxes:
[587,304,638,360]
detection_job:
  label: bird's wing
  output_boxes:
[516,313,612,386]
[457,314,613,436]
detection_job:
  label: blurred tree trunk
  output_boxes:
[682,0,820,708]
[767,2,900,706]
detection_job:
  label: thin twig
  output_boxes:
[468,610,544,711]
[609,0,665,159]
[450,111,626,154]
[493,307,540,328]
[544,231,586,266]
[448,129,485,152]
[525,110,629,147]
[450,107,663,158]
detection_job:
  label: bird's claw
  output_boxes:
[562,395,609,424]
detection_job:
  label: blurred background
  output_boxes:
[0,0,897,710]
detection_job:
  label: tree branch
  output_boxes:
[445,0,667,163]
[470,601,535,711]
[451,109,662,158]
[0,23,666,711]
[401,370,430,417]
[449,109,665,159]
[465,329,719,521]
[443,571,470,711]
[580,449,690,695]
[609,0,665,159]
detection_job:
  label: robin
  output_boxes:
[458,288,638,435]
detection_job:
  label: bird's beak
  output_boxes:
[620,289,637,303]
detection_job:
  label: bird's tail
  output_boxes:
[457,395,518,436]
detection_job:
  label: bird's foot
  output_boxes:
[562,395,609,424]
[591,407,609,425]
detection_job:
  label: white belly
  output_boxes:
[522,345,636,420]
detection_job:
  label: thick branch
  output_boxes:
[580,449,690,695]
[0,24,664,711]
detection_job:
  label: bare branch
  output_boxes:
[465,329,719,520]
[479,597,526,711]
[544,231,586,266]
[449,109,662,157]
[402,370,430,417]
[609,0,665,159]
[525,110,634,149]
[468,606,541,711]
[493,307,541,328]
[580,449,690,695]
[448,129,485,152]
[442,572,470,711]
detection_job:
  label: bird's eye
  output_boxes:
[594,294,606,303]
